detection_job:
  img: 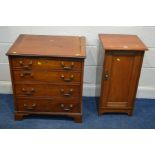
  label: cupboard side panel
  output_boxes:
[127,52,145,108]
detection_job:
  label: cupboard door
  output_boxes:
[100,51,143,108]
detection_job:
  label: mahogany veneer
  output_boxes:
[6,34,86,123]
[98,34,148,116]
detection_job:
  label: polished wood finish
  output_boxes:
[14,84,80,98]
[7,34,86,123]
[11,57,82,71]
[12,70,81,84]
[16,97,80,113]
[99,34,148,116]
[6,34,86,58]
[99,34,148,51]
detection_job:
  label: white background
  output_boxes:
[1,26,155,98]
[0,0,155,155]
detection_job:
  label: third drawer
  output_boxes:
[14,84,81,98]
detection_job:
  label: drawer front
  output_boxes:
[13,70,81,84]
[14,84,80,98]
[11,58,82,71]
[16,98,80,113]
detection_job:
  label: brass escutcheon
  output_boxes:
[37,61,42,65]
[116,58,121,61]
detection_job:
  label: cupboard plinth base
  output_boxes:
[98,108,133,116]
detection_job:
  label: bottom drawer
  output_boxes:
[16,98,80,113]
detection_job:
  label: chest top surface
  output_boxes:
[6,34,86,58]
[99,34,148,51]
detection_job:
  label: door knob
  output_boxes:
[104,72,109,80]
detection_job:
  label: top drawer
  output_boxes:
[10,57,82,71]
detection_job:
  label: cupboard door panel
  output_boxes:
[107,54,135,107]
[101,52,140,108]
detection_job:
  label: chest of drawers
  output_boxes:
[98,34,148,116]
[6,34,86,123]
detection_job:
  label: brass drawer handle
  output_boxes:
[19,60,33,69]
[22,88,35,95]
[60,104,73,111]
[20,71,33,77]
[60,74,74,82]
[60,89,73,96]
[61,61,74,70]
[19,60,23,65]
[19,60,33,65]
[23,103,36,110]
[22,65,30,69]
[29,60,33,65]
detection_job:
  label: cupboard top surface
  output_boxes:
[6,34,86,58]
[99,34,148,51]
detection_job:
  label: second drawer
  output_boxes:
[13,70,81,84]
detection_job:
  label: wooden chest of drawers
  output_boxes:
[98,34,148,116]
[6,34,86,123]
